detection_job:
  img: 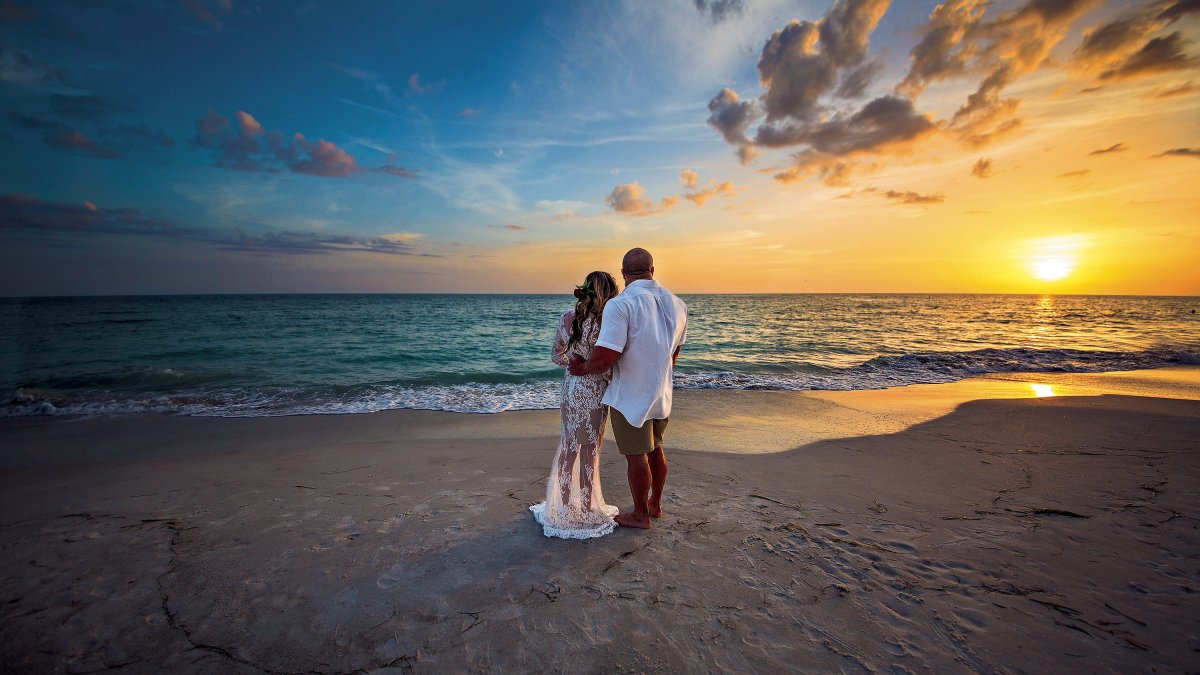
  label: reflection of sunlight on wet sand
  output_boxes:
[1031,383,1056,397]
[672,367,1200,454]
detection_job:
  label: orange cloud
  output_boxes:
[192,109,412,178]
[685,180,735,206]
[291,134,358,177]
[680,169,698,189]
[972,157,992,178]
[605,182,677,216]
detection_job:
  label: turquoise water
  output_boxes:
[1,293,1197,416]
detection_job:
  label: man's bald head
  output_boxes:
[621,248,654,280]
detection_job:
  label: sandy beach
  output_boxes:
[2,367,1198,673]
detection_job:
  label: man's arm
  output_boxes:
[569,346,621,376]
[672,345,681,366]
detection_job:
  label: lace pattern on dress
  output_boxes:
[530,309,618,539]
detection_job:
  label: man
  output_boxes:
[569,248,687,529]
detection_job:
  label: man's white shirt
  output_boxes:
[595,279,688,428]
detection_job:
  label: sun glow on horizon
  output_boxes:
[1032,257,1075,282]
[1024,235,1088,286]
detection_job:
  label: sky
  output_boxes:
[1,0,1198,296]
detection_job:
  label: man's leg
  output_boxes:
[647,418,668,518]
[616,453,653,529]
[609,407,655,529]
[647,446,667,518]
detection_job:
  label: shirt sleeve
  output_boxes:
[678,300,688,347]
[594,300,627,354]
[551,310,572,368]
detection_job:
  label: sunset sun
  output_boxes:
[1032,257,1075,282]
[1023,235,1088,285]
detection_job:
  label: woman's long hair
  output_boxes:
[570,271,619,348]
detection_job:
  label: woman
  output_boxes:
[530,271,621,539]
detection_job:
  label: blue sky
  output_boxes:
[2,0,1198,294]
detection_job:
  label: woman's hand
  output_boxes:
[569,347,621,376]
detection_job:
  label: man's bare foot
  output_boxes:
[648,501,663,518]
[615,512,652,529]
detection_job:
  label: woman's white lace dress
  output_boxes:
[529,309,619,539]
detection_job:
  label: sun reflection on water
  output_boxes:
[1030,383,1056,398]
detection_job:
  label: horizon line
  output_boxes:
[3,291,1199,299]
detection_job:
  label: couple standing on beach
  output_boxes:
[530,247,688,539]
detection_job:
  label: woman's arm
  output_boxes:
[550,310,573,368]
[569,346,620,376]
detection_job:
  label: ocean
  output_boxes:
[1,293,1197,417]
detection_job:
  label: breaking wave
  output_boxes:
[5,346,1197,417]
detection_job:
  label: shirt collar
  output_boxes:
[625,278,659,291]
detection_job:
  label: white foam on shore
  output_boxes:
[2,381,565,417]
[4,347,1198,417]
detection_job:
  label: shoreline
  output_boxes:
[6,345,1199,418]
[3,366,1198,460]
[2,367,1198,671]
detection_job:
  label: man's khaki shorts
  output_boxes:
[609,406,668,456]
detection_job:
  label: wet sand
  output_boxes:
[1,368,1198,672]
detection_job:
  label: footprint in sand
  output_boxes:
[873,562,900,578]
[953,607,989,630]
[377,562,410,590]
[881,596,917,619]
